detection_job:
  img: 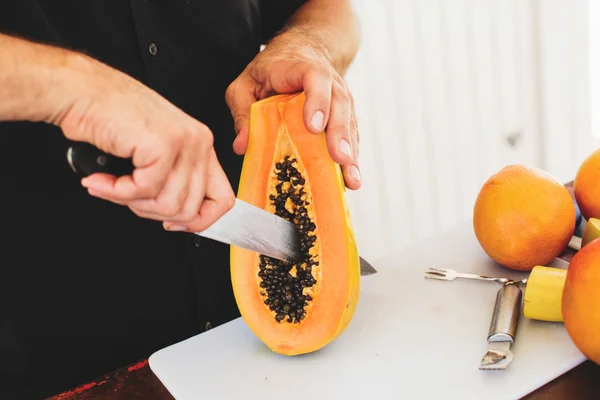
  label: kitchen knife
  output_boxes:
[66,141,378,275]
[360,257,377,276]
[66,142,303,263]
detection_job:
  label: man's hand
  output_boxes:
[0,33,234,232]
[225,27,361,190]
[59,54,235,232]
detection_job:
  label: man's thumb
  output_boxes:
[225,79,256,155]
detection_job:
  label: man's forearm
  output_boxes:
[0,33,85,124]
[278,0,360,76]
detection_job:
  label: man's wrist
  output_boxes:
[268,26,338,69]
[0,34,92,126]
[268,0,360,76]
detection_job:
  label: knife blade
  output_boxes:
[66,142,303,263]
[65,141,378,276]
[479,281,522,370]
[360,256,377,276]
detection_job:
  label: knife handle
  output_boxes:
[67,141,134,177]
[487,281,522,343]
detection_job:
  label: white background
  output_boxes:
[342,0,600,262]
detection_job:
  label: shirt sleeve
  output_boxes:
[260,0,308,43]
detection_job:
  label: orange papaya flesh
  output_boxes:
[230,92,361,356]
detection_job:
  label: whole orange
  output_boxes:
[562,237,600,365]
[574,148,600,220]
[473,165,575,271]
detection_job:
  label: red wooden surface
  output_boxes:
[46,360,174,400]
[48,182,600,400]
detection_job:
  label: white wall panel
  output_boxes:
[441,0,483,218]
[536,0,594,183]
[343,0,590,262]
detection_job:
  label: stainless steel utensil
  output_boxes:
[424,268,528,285]
[479,281,523,370]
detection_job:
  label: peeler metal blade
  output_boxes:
[479,341,514,370]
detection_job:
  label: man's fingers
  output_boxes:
[225,59,362,193]
[323,79,362,190]
[302,66,333,134]
[345,89,362,190]
[185,151,235,232]
[268,61,333,133]
[325,80,354,166]
[341,127,362,190]
[86,183,126,206]
[232,126,249,156]
[340,164,361,190]
[153,157,209,224]
[226,78,258,155]
[347,89,360,159]
[171,162,209,222]
[81,144,175,202]
[164,151,235,233]
[125,149,196,220]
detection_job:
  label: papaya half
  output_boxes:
[230,92,361,356]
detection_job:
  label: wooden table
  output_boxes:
[48,182,600,400]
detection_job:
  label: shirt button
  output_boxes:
[148,42,158,56]
[205,321,212,331]
[193,236,202,248]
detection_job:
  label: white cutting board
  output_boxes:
[149,222,586,400]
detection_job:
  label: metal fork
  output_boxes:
[424,268,528,285]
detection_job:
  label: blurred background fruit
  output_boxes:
[562,238,600,365]
[574,148,600,221]
[473,165,575,271]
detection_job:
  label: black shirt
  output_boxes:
[0,1,305,398]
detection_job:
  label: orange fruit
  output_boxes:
[562,237,600,365]
[574,148,600,220]
[473,165,575,271]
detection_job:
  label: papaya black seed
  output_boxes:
[258,157,320,324]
